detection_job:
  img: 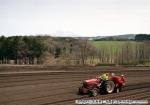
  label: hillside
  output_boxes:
[90,34,136,40]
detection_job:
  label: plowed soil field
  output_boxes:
[0,66,149,105]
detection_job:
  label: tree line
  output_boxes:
[94,41,150,65]
[0,35,149,65]
[0,36,93,65]
[0,36,45,64]
[94,34,150,41]
[135,34,150,41]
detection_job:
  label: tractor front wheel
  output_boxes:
[89,88,98,97]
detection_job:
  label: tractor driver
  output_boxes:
[100,73,109,81]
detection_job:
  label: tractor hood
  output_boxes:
[83,78,98,85]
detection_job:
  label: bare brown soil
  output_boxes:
[0,66,150,105]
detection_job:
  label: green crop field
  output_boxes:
[90,41,126,47]
[89,41,139,49]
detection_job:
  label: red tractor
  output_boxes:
[79,73,125,96]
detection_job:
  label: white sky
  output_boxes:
[0,0,150,37]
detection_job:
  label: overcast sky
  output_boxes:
[0,0,150,37]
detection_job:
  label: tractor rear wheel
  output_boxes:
[103,80,115,94]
